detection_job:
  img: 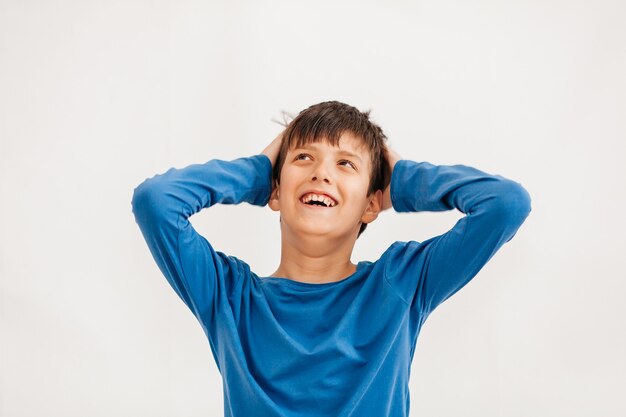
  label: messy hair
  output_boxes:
[273,101,391,237]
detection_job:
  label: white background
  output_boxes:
[1,0,625,416]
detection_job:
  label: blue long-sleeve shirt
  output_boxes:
[131,154,531,417]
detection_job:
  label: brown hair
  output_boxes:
[273,101,391,237]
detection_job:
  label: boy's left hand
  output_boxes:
[381,148,401,211]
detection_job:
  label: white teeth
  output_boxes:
[300,193,337,207]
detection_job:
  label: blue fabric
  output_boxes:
[131,154,531,417]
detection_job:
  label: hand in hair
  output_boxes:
[261,130,285,170]
[261,130,286,201]
[381,147,401,211]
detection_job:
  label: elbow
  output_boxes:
[131,168,183,222]
[131,176,164,220]
[131,180,150,220]
[131,167,180,206]
[496,180,532,226]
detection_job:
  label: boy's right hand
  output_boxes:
[261,130,285,205]
[261,130,285,170]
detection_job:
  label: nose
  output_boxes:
[311,160,333,184]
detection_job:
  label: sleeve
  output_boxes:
[130,154,272,323]
[383,160,532,317]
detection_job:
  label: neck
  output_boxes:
[271,229,359,284]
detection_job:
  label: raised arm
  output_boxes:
[131,154,273,322]
[383,158,532,317]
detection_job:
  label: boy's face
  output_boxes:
[268,131,382,240]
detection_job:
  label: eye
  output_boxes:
[295,153,312,161]
[339,160,356,169]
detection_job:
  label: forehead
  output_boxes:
[289,131,371,160]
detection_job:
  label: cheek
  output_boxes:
[280,168,295,184]
[278,172,299,198]
[349,176,371,195]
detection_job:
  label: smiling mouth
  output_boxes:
[299,193,338,207]
[301,200,334,208]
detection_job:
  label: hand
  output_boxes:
[261,130,285,170]
[262,130,285,207]
[381,147,402,211]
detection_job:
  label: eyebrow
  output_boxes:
[294,144,363,164]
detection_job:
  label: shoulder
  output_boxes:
[371,239,431,305]
[209,250,258,289]
[377,240,427,269]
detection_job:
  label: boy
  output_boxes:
[131,101,531,417]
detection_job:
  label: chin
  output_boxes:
[300,225,335,237]
[284,222,334,238]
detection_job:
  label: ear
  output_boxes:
[361,189,383,224]
[268,181,281,212]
